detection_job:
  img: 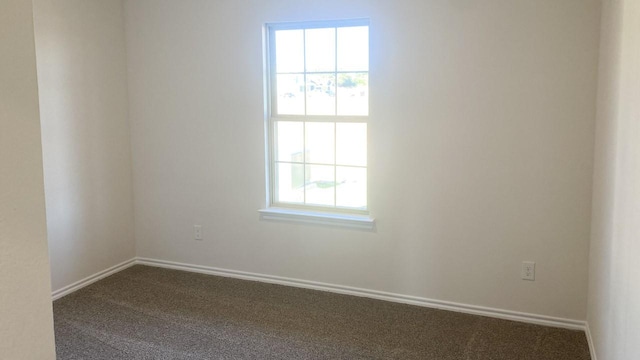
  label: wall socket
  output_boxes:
[521,261,535,281]
[194,225,203,240]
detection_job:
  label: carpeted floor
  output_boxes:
[53,265,591,359]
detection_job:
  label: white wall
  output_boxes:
[125,0,601,320]
[33,0,136,292]
[0,0,56,358]
[588,0,640,358]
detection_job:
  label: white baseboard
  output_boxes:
[51,258,137,301]
[51,256,588,333]
[585,322,598,360]
[136,257,587,331]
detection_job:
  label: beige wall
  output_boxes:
[0,0,56,358]
[125,0,600,320]
[588,0,640,358]
[33,0,136,292]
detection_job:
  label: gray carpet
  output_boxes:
[53,265,591,359]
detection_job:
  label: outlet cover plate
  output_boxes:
[522,261,535,281]
[194,225,203,240]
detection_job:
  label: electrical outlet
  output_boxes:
[194,225,203,240]
[522,261,535,281]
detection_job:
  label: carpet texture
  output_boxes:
[53,265,591,359]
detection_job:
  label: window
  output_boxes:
[265,19,370,217]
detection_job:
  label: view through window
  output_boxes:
[267,19,369,213]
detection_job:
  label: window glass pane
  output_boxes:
[336,167,367,208]
[337,26,369,71]
[276,121,304,162]
[336,123,367,166]
[337,73,368,116]
[277,74,305,115]
[305,28,335,72]
[276,163,304,204]
[305,122,334,165]
[305,165,335,206]
[306,73,336,115]
[276,30,304,73]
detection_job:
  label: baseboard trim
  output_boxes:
[585,322,598,360]
[51,258,137,301]
[50,256,587,332]
[136,257,587,331]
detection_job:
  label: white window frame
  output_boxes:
[261,19,374,230]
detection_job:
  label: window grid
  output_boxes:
[267,20,369,214]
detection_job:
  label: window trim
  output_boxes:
[261,19,374,227]
[258,207,375,231]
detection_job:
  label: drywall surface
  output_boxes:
[33,0,136,292]
[0,0,56,358]
[588,0,640,358]
[126,0,600,320]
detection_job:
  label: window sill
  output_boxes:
[259,208,375,231]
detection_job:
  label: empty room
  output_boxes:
[1,0,638,359]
